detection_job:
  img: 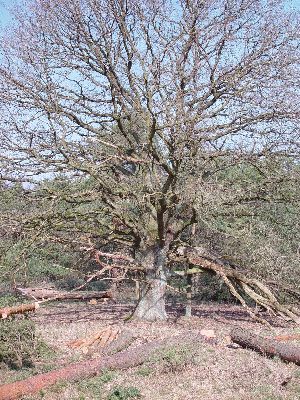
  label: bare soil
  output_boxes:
[1,301,300,400]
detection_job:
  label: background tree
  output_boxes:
[0,0,299,320]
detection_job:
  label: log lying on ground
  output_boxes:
[175,246,300,324]
[68,326,121,352]
[231,327,300,365]
[0,302,39,319]
[0,289,112,318]
[16,287,112,301]
[0,332,202,400]
[274,334,300,342]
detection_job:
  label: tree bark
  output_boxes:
[231,327,300,365]
[133,246,168,321]
[185,267,193,317]
[0,332,201,400]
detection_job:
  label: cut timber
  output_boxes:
[0,302,39,319]
[0,332,203,400]
[231,327,300,365]
[274,334,300,342]
[67,326,121,352]
[17,287,112,302]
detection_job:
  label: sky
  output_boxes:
[0,0,300,28]
[0,0,21,28]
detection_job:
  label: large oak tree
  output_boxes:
[0,0,299,320]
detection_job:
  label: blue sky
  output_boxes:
[0,0,300,27]
[0,0,21,27]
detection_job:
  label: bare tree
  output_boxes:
[0,0,299,320]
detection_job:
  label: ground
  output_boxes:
[1,301,300,400]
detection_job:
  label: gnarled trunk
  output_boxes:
[133,246,168,321]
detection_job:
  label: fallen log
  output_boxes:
[0,289,112,318]
[274,334,300,342]
[0,302,39,319]
[231,327,300,365]
[175,246,300,324]
[17,287,112,301]
[0,332,202,400]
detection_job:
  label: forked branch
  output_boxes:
[174,246,300,324]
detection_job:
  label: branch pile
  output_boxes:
[176,246,300,324]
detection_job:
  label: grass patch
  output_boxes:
[253,385,283,400]
[0,294,20,308]
[136,365,152,377]
[78,370,117,393]
[148,343,196,373]
[0,317,55,370]
[107,386,141,400]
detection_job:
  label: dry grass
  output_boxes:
[1,302,300,400]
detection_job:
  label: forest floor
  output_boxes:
[1,301,300,400]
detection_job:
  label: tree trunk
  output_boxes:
[133,246,168,321]
[231,328,300,365]
[0,332,201,400]
[185,271,193,318]
[135,280,140,301]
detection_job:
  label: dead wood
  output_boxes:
[176,246,300,324]
[231,327,300,365]
[274,334,300,342]
[0,332,202,400]
[0,302,39,319]
[0,289,112,319]
[67,326,121,352]
[16,287,112,302]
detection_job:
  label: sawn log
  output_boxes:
[231,327,300,365]
[0,302,39,319]
[0,332,202,400]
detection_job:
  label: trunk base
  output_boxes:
[133,277,167,321]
